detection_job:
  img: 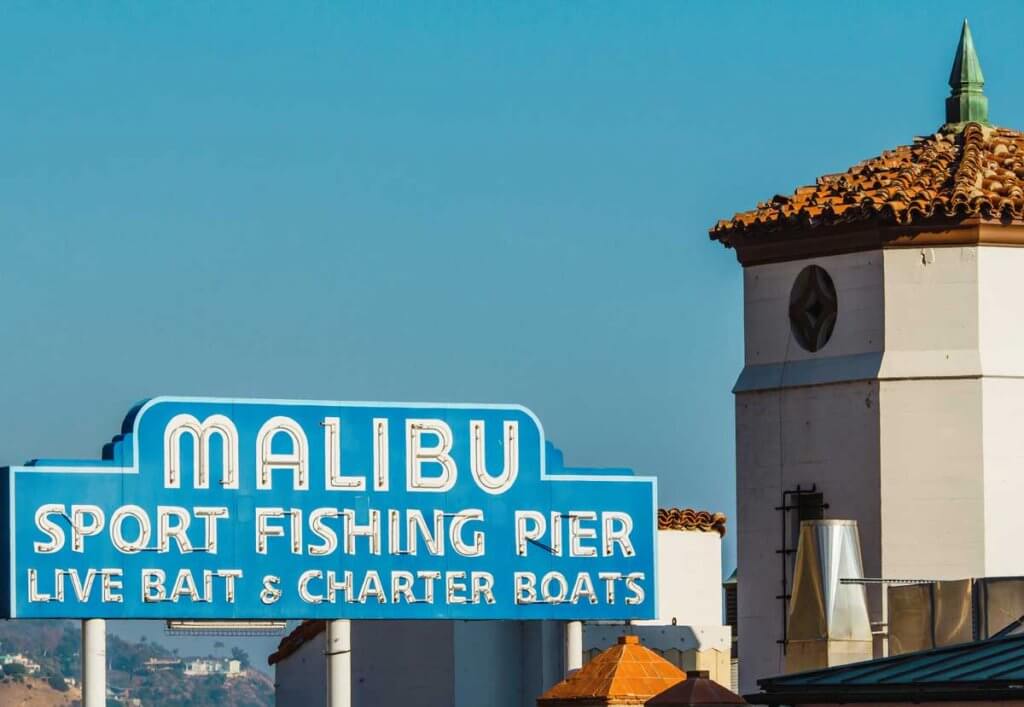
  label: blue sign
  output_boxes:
[0,397,657,620]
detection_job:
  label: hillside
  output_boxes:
[0,620,273,706]
[0,676,82,706]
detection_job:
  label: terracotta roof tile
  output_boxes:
[710,123,1024,241]
[538,635,686,705]
[658,509,727,537]
[268,620,325,666]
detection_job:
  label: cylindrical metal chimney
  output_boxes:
[785,519,873,673]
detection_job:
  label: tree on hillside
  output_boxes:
[57,627,79,678]
[230,646,251,669]
[3,663,27,682]
[127,651,147,681]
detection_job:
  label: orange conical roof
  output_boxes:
[538,635,686,705]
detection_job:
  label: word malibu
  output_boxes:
[28,413,646,608]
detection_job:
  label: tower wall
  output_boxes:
[977,248,1024,577]
[734,245,1024,692]
[735,381,881,692]
[736,251,884,692]
[877,247,985,585]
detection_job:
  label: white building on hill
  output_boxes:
[0,653,40,674]
[184,658,242,678]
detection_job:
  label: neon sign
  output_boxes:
[1,397,657,620]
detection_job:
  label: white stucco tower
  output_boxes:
[711,22,1024,694]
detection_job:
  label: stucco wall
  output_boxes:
[735,380,881,693]
[980,378,1024,576]
[735,250,887,693]
[353,621,455,707]
[634,529,722,627]
[878,377,984,582]
[742,251,885,368]
[735,244,1024,694]
[273,628,326,706]
[274,619,562,707]
[734,247,997,693]
[453,622,534,707]
[978,248,1024,578]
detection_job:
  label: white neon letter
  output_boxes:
[110,505,152,554]
[193,507,228,554]
[323,417,366,491]
[34,504,66,554]
[373,418,389,491]
[450,509,485,557]
[391,571,415,603]
[405,510,445,556]
[569,511,598,558]
[514,511,545,557]
[256,416,309,490]
[514,572,537,604]
[602,512,635,558]
[298,570,323,604]
[469,420,518,494]
[163,414,239,489]
[255,508,286,554]
[142,569,166,602]
[342,509,381,555]
[71,505,105,553]
[406,419,457,492]
[308,508,339,556]
[625,573,646,605]
[157,506,193,553]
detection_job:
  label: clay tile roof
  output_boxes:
[658,509,727,537]
[538,635,686,705]
[268,620,325,666]
[710,123,1024,242]
[647,671,747,706]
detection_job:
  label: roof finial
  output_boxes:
[945,19,989,128]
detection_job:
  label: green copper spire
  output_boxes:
[945,19,989,128]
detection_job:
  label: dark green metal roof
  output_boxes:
[750,634,1024,704]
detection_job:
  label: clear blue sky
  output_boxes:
[0,1,1019,666]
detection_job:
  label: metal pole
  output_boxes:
[81,618,106,707]
[326,619,351,707]
[564,620,583,676]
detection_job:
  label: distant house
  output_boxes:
[184,658,242,678]
[144,657,182,671]
[0,653,41,674]
[105,689,142,707]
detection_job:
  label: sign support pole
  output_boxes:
[82,618,106,707]
[565,620,583,676]
[326,619,352,707]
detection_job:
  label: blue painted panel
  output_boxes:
[1,397,657,620]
